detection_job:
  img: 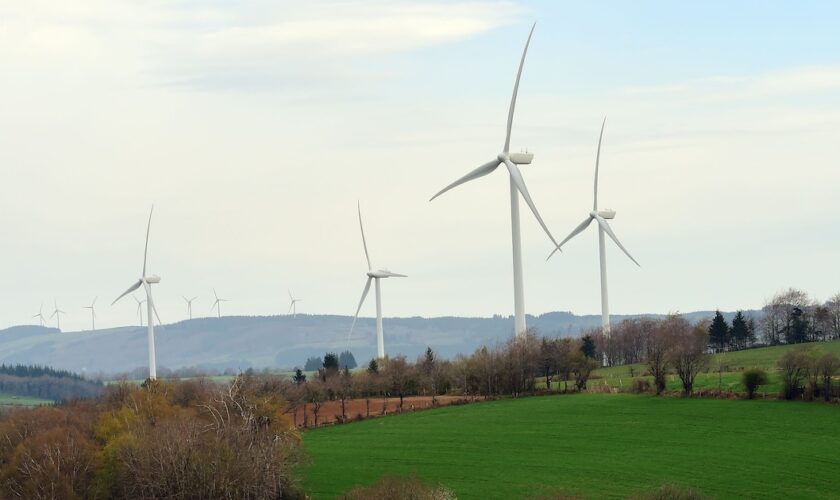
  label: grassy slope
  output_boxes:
[0,393,52,407]
[589,339,840,394]
[304,394,840,499]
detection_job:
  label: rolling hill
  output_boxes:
[0,310,759,376]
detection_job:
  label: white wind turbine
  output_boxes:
[183,296,197,320]
[133,295,146,326]
[348,202,406,359]
[111,207,162,380]
[32,302,47,327]
[82,297,97,331]
[211,289,227,318]
[548,118,639,336]
[429,23,560,336]
[287,290,302,317]
[50,298,66,331]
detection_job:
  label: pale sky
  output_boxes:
[2,1,839,332]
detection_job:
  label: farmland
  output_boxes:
[304,393,840,499]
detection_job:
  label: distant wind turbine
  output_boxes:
[348,202,406,359]
[288,290,302,317]
[111,206,162,380]
[82,297,97,331]
[548,118,640,336]
[183,296,198,320]
[211,289,227,318]
[32,302,46,326]
[50,298,66,331]
[133,295,146,326]
[429,23,560,337]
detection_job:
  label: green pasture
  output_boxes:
[0,393,53,407]
[304,393,840,499]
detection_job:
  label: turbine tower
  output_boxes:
[82,297,97,331]
[548,118,640,335]
[211,289,227,318]
[287,290,302,317]
[50,299,66,331]
[183,296,197,320]
[429,23,560,336]
[348,202,406,359]
[112,206,162,380]
[32,302,47,326]
[133,295,146,326]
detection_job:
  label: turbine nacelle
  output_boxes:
[368,270,407,279]
[509,152,534,165]
[593,209,616,220]
[144,275,161,284]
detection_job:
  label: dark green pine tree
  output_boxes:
[580,335,597,359]
[367,358,379,374]
[292,368,307,385]
[729,311,749,350]
[708,310,730,351]
[338,350,357,370]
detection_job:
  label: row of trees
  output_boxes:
[761,288,840,345]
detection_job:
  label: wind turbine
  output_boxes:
[183,296,197,320]
[429,23,560,336]
[211,289,227,318]
[111,206,162,380]
[32,302,47,327]
[348,202,406,359]
[287,290,302,317]
[82,297,97,331]
[50,298,66,331]
[548,118,640,336]
[133,295,146,326]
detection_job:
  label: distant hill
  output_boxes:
[0,310,761,376]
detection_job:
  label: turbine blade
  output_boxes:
[504,22,536,153]
[547,216,593,260]
[288,302,294,314]
[429,159,500,201]
[144,282,163,325]
[594,117,606,210]
[112,279,143,305]
[348,277,373,341]
[357,202,372,271]
[142,206,153,277]
[503,158,561,249]
[288,289,293,301]
[381,271,407,278]
[595,216,640,267]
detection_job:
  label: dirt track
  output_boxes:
[287,395,471,428]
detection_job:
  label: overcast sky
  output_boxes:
[2,1,839,332]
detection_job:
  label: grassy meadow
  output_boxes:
[303,393,840,499]
[0,393,52,407]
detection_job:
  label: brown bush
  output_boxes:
[631,483,709,500]
[340,475,455,500]
[630,379,652,394]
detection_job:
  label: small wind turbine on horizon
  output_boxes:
[50,298,66,331]
[82,297,97,331]
[32,302,47,327]
[133,295,146,326]
[429,23,560,337]
[287,290,302,317]
[211,289,227,318]
[111,206,163,380]
[183,296,198,320]
[548,118,640,336]
[348,202,406,359]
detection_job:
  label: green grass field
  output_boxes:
[303,394,840,499]
[0,393,53,407]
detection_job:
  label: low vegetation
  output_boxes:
[0,376,304,499]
